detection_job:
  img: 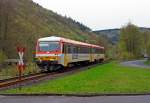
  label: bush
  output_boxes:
[0,50,7,64]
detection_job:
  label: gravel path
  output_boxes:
[120,59,150,68]
[0,95,150,103]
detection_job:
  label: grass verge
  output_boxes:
[144,60,150,65]
[0,63,40,80]
[1,61,150,94]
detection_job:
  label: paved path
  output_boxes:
[0,95,150,103]
[120,59,150,68]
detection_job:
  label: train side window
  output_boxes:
[68,45,71,53]
[81,47,85,53]
[73,46,78,54]
[85,47,88,54]
[88,47,90,54]
[92,48,94,53]
[100,49,102,54]
[96,48,98,54]
[82,47,85,53]
[77,46,79,53]
[75,46,77,54]
[98,48,100,54]
[73,46,75,54]
[98,48,101,54]
[92,48,96,53]
[102,49,105,54]
[78,47,81,53]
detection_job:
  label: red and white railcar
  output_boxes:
[35,36,105,71]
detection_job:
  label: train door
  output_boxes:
[64,44,68,67]
[90,48,92,62]
[72,46,78,60]
[90,47,94,62]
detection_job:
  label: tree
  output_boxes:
[0,0,14,52]
[0,0,17,58]
[118,23,142,60]
[0,50,7,64]
[142,31,150,58]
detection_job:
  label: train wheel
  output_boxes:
[57,66,64,72]
[47,65,54,72]
[47,65,64,72]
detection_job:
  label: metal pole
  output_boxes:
[19,68,22,90]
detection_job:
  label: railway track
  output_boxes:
[0,73,51,88]
[0,61,109,90]
[0,73,41,83]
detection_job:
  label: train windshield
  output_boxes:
[39,41,60,52]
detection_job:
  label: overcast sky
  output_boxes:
[33,0,150,30]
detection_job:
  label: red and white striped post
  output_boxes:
[17,47,25,90]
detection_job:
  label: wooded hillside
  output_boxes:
[0,0,101,61]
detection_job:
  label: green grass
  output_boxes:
[1,62,150,94]
[144,60,150,65]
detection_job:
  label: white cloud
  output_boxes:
[33,0,150,30]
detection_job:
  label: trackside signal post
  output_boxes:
[17,47,25,90]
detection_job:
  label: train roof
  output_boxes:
[38,36,104,49]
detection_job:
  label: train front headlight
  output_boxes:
[37,56,59,61]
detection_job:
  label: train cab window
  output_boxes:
[39,41,60,52]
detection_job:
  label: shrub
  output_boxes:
[0,50,7,64]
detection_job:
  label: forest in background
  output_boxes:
[0,0,108,63]
[118,23,150,60]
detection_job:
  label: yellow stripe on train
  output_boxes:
[38,56,59,61]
